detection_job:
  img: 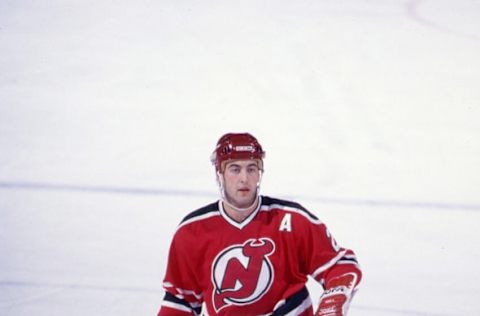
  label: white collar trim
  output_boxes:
[218,196,262,229]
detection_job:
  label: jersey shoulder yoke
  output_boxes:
[261,195,320,222]
[179,201,220,227]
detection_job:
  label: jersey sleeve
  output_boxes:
[158,227,204,316]
[303,221,362,291]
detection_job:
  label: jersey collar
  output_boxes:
[218,196,262,229]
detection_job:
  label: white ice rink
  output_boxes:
[1,0,480,315]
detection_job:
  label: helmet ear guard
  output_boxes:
[210,133,265,173]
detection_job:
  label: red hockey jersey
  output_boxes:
[158,196,361,316]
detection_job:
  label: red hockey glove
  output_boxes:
[315,273,357,316]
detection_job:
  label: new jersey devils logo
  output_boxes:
[211,238,275,312]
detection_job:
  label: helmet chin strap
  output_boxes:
[217,171,262,213]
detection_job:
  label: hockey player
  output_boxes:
[158,133,362,316]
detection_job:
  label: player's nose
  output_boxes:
[239,168,248,182]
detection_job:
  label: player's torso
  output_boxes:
[180,199,313,315]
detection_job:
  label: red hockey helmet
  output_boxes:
[211,133,265,172]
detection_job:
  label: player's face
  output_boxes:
[221,160,261,209]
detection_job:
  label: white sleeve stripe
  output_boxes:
[337,260,360,266]
[343,254,358,260]
[163,283,203,300]
[162,300,192,313]
[177,288,203,300]
[311,250,347,278]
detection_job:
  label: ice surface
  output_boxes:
[1,0,480,315]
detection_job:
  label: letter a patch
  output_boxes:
[279,213,292,232]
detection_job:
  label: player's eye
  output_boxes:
[247,166,259,174]
[229,166,240,173]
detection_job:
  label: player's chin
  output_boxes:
[237,193,256,205]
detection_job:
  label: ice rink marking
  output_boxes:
[1,181,479,212]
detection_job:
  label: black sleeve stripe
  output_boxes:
[339,256,359,264]
[163,292,202,315]
[272,286,310,316]
[164,292,190,308]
